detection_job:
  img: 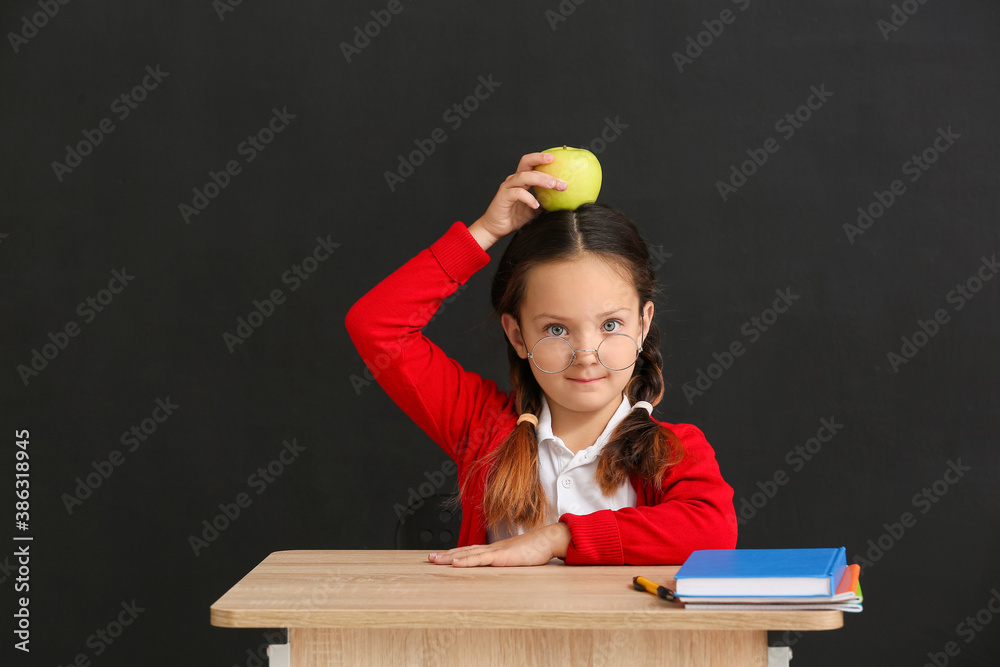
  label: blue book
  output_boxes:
[674,547,848,598]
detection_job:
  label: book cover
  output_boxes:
[674,547,848,597]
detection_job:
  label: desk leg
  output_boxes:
[288,627,767,666]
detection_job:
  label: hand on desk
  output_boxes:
[428,522,571,567]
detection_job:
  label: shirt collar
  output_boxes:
[537,393,633,451]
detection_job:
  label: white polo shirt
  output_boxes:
[486,393,638,543]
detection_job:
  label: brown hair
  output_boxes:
[450,203,684,536]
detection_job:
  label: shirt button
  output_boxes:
[561,478,573,488]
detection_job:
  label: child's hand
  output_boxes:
[426,522,572,567]
[468,152,568,250]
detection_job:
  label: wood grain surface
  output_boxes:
[210,550,844,632]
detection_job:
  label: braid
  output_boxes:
[455,350,548,535]
[625,322,665,406]
[596,322,684,496]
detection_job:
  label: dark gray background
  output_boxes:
[2,1,998,665]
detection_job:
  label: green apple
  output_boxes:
[533,146,602,211]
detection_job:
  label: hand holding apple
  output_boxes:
[468,152,570,251]
[532,146,602,211]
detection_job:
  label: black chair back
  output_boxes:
[394,493,462,550]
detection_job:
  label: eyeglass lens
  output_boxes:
[530,334,639,373]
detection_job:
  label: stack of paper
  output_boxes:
[674,547,863,613]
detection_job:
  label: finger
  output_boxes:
[452,551,492,567]
[515,151,555,173]
[440,544,485,555]
[428,546,486,564]
[505,169,568,193]
[428,552,456,564]
[512,188,540,212]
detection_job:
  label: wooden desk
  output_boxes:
[211,550,843,666]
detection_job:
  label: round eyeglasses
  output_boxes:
[527,333,642,374]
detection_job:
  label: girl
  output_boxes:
[345,152,737,567]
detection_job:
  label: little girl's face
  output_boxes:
[501,253,654,418]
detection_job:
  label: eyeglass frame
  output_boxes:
[525,310,646,375]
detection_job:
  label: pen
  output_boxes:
[633,576,677,602]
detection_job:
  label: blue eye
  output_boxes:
[603,320,623,332]
[546,324,566,337]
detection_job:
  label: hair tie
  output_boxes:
[632,401,653,416]
[516,413,538,428]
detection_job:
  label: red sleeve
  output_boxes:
[344,222,512,462]
[558,423,738,565]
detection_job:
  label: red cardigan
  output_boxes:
[345,221,738,565]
